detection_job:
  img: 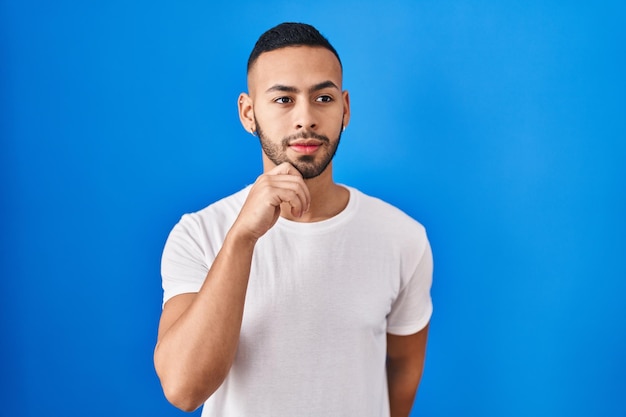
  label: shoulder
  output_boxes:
[166,186,251,245]
[346,187,430,261]
[348,187,427,237]
[162,185,251,261]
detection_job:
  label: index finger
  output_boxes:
[267,162,302,178]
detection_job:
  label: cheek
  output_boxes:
[255,111,288,136]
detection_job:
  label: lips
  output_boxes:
[288,139,322,155]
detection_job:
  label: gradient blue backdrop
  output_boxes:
[2,1,625,416]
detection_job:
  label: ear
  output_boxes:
[238,93,255,134]
[342,90,351,130]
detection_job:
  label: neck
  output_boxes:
[279,164,349,223]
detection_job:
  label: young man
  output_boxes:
[154,22,433,417]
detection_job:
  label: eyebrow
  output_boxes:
[265,80,340,94]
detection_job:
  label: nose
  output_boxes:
[294,101,317,131]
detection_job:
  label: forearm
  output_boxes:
[154,230,256,411]
[387,357,423,417]
[386,327,429,417]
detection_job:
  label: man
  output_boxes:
[154,22,433,417]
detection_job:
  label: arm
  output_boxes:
[386,324,430,417]
[153,163,310,412]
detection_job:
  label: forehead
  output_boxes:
[248,46,343,94]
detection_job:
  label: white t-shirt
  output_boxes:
[161,185,433,416]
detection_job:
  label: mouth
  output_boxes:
[288,139,323,155]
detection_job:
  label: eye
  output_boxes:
[274,97,293,104]
[316,95,333,103]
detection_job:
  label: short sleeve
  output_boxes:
[386,238,433,335]
[160,214,210,307]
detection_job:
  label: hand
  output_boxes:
[231,162,310,241]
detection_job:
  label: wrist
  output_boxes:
[225,224,259,250]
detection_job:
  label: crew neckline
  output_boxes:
[275,185,358,234]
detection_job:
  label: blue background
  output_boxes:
[2,1,625,416]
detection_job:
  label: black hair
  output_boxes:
[247,22,342,72]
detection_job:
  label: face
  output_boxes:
[240,46,350,179]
